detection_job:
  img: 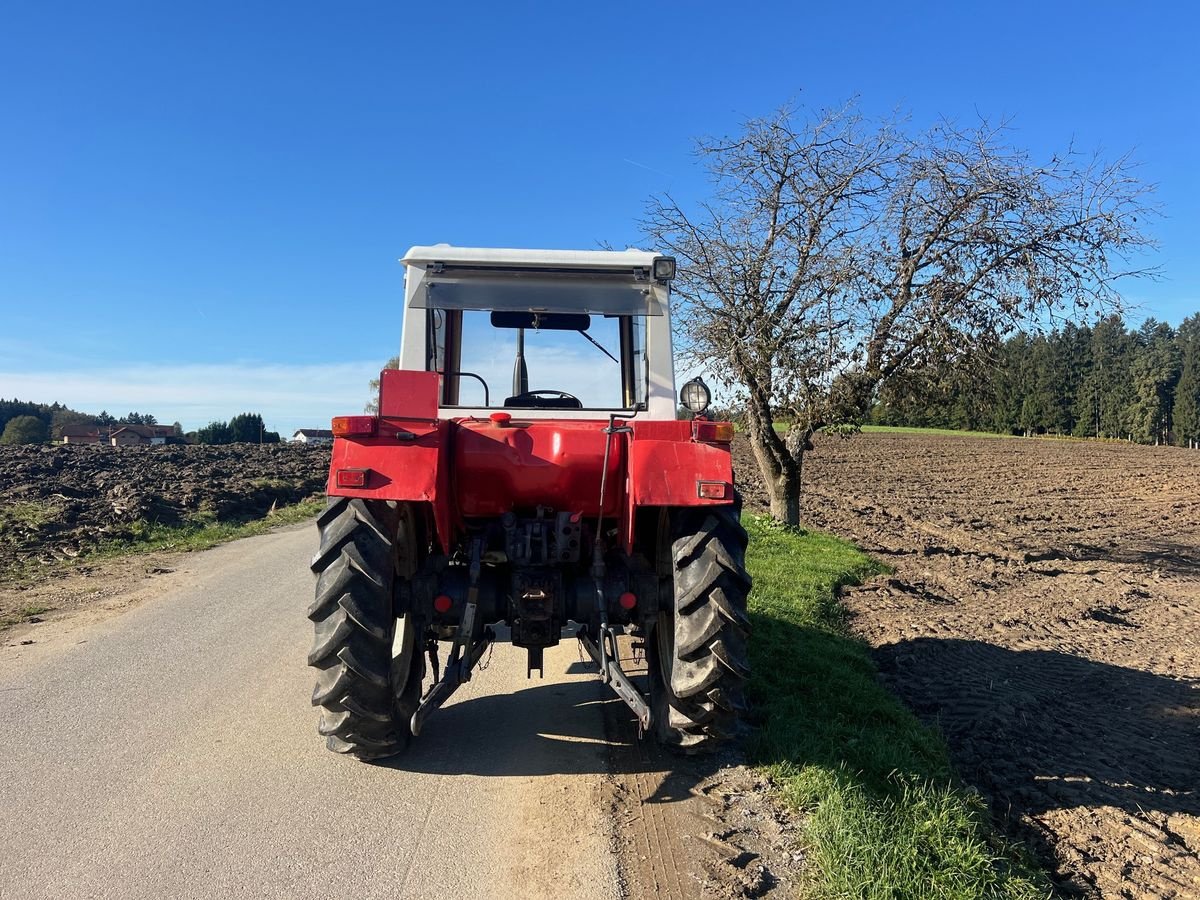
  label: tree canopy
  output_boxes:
[873,315,1198,446]
[195,413,280,445]
[0,415,49,445]
[645,102,1157,523]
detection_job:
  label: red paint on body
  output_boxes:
[453,419,624,518]
[327,368,737,553]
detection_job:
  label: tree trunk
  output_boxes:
[746,423,805,527]
[767,465,802,526]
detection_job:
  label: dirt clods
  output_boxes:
[0,443,330,579]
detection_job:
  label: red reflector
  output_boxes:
[618,592,637,610]
[693,421,735,443]
[332,415,377,437]
[697,481,729,500]
[336,468,368,488]
[433,594,453,614]
[489,412,512,427]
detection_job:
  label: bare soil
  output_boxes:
[734,432,1200,899]
[0,443,329,581]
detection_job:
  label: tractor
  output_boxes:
[309,245,751,760]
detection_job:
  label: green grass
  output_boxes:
[764,423,1084,441]
[0,602,53,628]
[0,497,325,590]
[859,424,1013,439]
[744,516,1050,899]
[861,425,1097,442]
[765,423,1013,439]
[0,499,63,530]
[89,497,326,559]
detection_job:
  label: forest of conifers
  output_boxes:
[871,315,1200,447]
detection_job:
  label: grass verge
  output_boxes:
[860,424,1013,439]
[744,516,1050,899]
[0,497,325,601]
[88,497,326,560]
[0,602,52,629]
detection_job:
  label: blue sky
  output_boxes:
[1,1,1196,434]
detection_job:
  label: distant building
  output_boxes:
[61,424,178,446]
[61,425,108,445]
[292,428,334,445]
[108,425,176,447]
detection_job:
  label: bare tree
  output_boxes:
[365,355,400,414]
[645,104,1156,524]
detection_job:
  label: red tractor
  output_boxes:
[309,245,750,760]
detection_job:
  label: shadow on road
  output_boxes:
[372,652,727,899]
[374,660,719,797]
[382,679,620,777]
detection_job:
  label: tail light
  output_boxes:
[332,415,377,437]
[336,468,369,488]
[693,421,734,444]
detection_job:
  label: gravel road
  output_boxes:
[0,525,622,900]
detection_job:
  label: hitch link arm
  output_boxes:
[410,537,487,737]
[410,627,494,737]
[592,415,634,679]
[578,629,651,733]
[584,415,651,732]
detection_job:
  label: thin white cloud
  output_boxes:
[0,361,385,435]
[0,331,701,438]
[0,348,636,436]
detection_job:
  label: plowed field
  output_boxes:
[733,433,1200,899]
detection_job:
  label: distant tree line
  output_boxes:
[0,400,173,445]
[0,400,283,446]
[193,413,280,445]
[871,314,1200,447]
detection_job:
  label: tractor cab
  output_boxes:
[397,245,679,420]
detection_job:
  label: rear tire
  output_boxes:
[308,497,423,760]
[649,496,751,751]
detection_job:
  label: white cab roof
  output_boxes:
[401,244,660,269]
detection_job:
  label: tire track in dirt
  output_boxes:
[733,433,1200,899]
[601,644,803,899]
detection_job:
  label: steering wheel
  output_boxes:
[522,389,578,402]
[507,389,582,408]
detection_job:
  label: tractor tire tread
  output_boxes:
[657,494,751,752]
[308,497,406,759]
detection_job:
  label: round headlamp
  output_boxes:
[679,377,711,414]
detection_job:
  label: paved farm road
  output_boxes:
[0,526,623,900]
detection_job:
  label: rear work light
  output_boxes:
[693,420,734,443]
[652,256,677,281]
[336,468,369,488]
[331,415,377,437]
